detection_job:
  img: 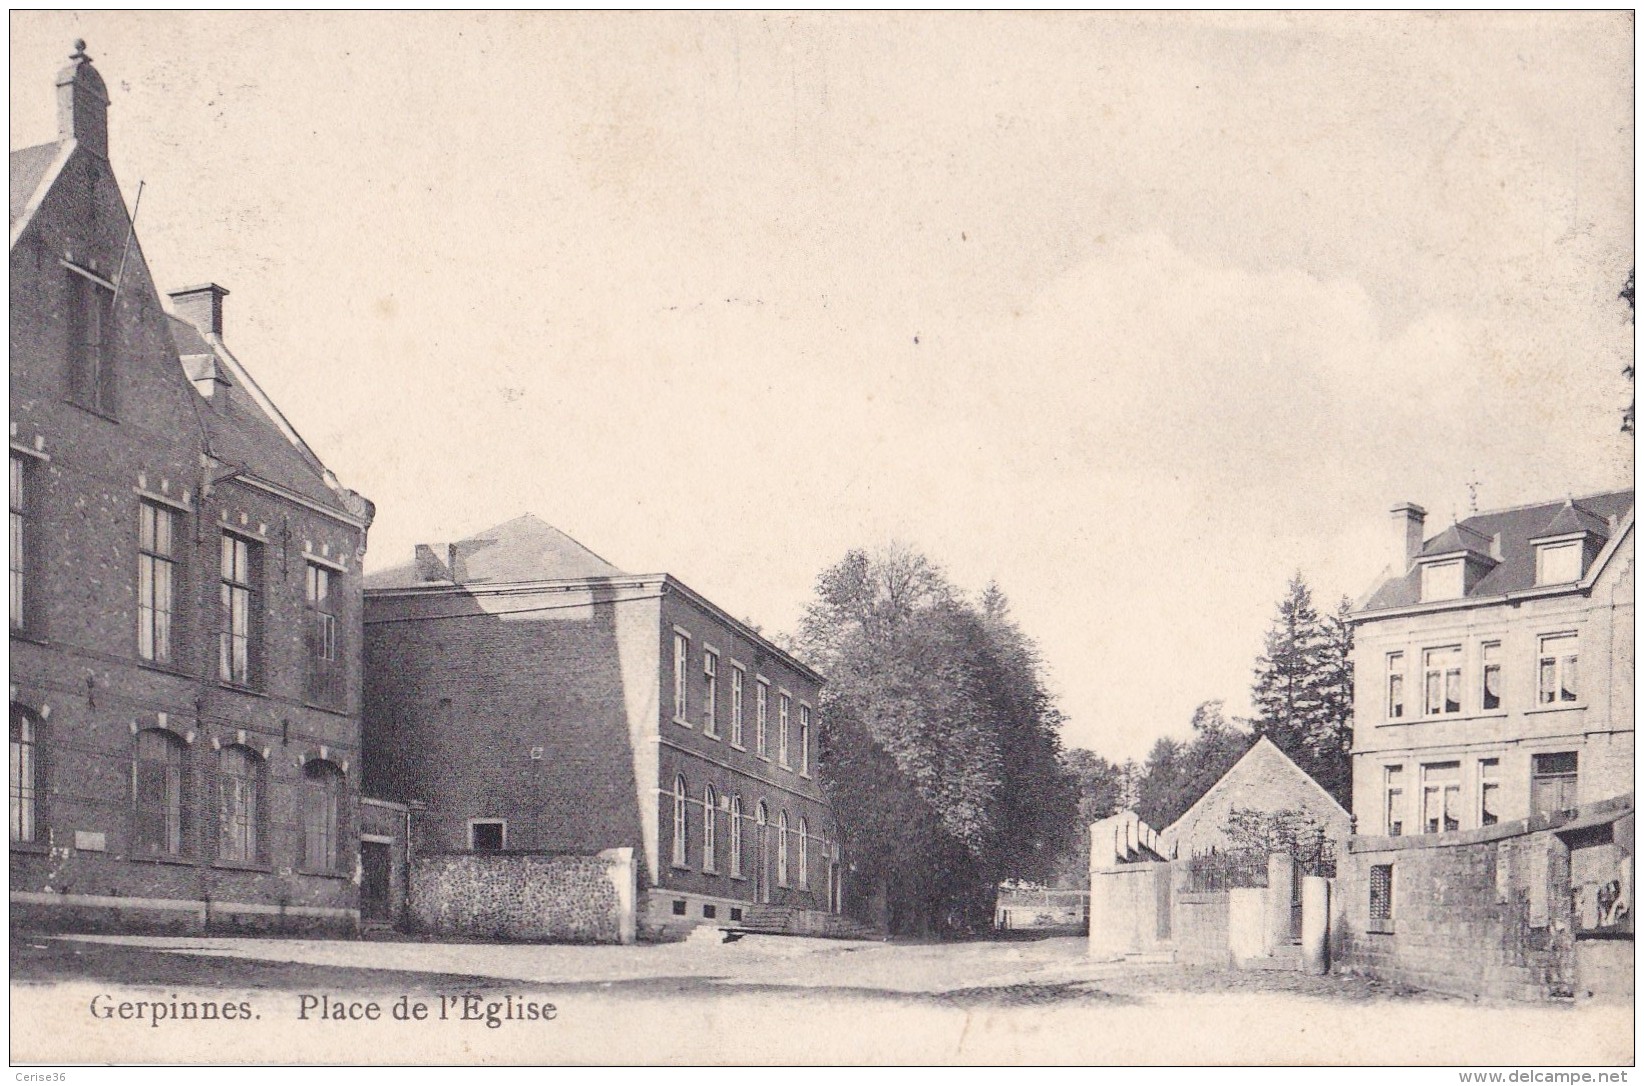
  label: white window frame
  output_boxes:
[9,454,26,633]
[672,774,688,868]
[1478,757,1501,827]
[1422,646,1463,717]
[1535,541,1583,586]
[1420,762,1461,835]
[703,784,718,872]
[672,632,690,725]
[1480,641,1502,712]
[138,500,177,664]
[729,664,746,748]
[467,818,507,851]
[777,809,790,887]
[798,816,809,889]
[729,795,743,878]
[1384,764,1404,837]
[1420,558,1464,602]
[1385,652,1405,721]
[778,692,792,768]
[702,648,719,737]
[755,678,770,758]
[1537,633,1579,706]
[799,703,812,776]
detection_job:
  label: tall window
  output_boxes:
[1481,642,1502,711]
[755,680,769,757]
[703,785,718,872]
[1421,762,1460,834]
[219,534,261,687]
[702,650,719,737]
[10,705,38,844]
[730,796,743,878]
[138,502,176,664]
[1384,765,1404,837]
[303,760,343,871]
[672,633,689,723]
[777,809,790,887]
[672,774,688,867]
[1423,646,1462,716]
[1537,634,1579,705]
[68,269,117,416]
[1479,758,1501,827]
[799,705,812,775]
[798,816,810,889]
[9,454,27,632]
[730,666,745,747]
[306,564,337,661]
[778,694,791,767]
[1531,752,1579,817]
[135,729,185,857]
[1385,652,1404,720]
[217,746,263,864]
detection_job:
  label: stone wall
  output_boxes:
[1173,892,1231,966]
[1333,803,1631,1000]
[410,848,635,944]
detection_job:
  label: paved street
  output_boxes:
[10,933,1632,1065]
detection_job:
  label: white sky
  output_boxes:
[11,12,1634,762]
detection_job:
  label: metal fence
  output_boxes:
[1184,847,1271,891]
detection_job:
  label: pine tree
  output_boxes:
[1251,572,1328,768]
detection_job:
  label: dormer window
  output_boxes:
[1535,541,1583,586]
[1419,559,1464,602]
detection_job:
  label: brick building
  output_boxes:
[10,43,373,933]
[1159,736,1351,860]
[362,515,846,938]
[1335,489,1634,1000]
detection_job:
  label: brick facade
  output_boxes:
[10,44,372,934]
[363,516,843,940]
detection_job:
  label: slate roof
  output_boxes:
[164,314,357,518]
[365,515,627,590]
[10,141,62,229]
[1361,489,1634,612]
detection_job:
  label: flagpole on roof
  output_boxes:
[111,179,145,308]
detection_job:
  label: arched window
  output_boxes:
[777,809,790,887]
[672,774,688,867]
[217,745,264,864]
[729,796,743,878]
[135,729,185,857]
[798,816,810,889]
[703,785,718,872]
[303,760,343,872]
[10,704,38,844]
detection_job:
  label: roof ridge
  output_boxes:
[1462,486,1633,521]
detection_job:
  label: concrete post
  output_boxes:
[1301,876,1330,975]
[1266,852,1295,955]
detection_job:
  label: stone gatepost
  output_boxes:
[1266,852,1296,955]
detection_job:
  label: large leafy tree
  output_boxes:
[794,545,1074,934]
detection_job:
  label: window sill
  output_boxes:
[1526,703,1585,714]
[64,399,120,424]
[218,681,268,698]
[672,717,692,729]
[212,859,273,874]
[9,630,49,647]
[11,839,49,855]
[302,701,353,717]
[703,867,719,877]
[728,873,747,882]
[777,763,793,774]
[130,852,197,868]
[703,731,720,742]
[729,743,746,752]
[1366,919,1396,935]
[755,754,771,763]
[136,658,193,679]
[295,866,351,880]
[670,862,692,872]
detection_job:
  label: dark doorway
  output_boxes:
[361,841,392,924]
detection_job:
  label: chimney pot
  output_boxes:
[168,284,230,337]
[1391,502,1427,572]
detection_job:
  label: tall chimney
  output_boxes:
[1391,502,1427,572]
[168,284,230,337]
[413,544,447,582]
[56,40,109,158]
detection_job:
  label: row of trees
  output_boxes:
[791,544,1355,931]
